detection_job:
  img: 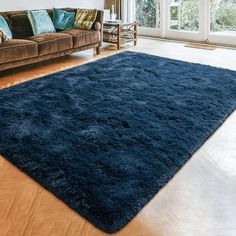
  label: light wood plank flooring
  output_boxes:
[0,38,236,236]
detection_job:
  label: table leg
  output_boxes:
[134,23,137,46]
[117,26,121,50]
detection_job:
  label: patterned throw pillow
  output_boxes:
[0,28,9,42]
[74,9,98,30]
[27,10,56,36]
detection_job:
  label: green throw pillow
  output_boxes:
[74,9,98,30]
[0,15,13,39]
[53,8,75,30]
[27,10,56,36]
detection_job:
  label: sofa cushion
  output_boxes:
[28,32,73,56]
[62,29,100,48]
[0,39,38,64]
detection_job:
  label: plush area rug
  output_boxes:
[0,51,236,233]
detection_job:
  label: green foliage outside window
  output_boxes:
[136,0,158,28]
[211,1,236,32]
[136,0,236,33]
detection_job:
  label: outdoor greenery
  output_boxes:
[136,0,236,32]
[211,0,236,32]
[169,0,199,31]
[136,0,159,28]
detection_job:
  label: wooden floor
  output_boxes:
[0,38,236,236]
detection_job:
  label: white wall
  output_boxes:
[0,0,104,11]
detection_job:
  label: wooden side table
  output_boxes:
[103,21,137,50]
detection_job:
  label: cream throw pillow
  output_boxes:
[74,9,98,30]
[0,28,9,43]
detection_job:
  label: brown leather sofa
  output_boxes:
[0,8,104,71]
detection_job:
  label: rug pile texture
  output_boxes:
[0,51,236,233]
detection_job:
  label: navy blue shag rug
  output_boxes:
[0,51,236,233]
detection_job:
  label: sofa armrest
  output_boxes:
[94,22,101,31]
[92,10,104,47]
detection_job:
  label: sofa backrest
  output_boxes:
[0,8,104,39]
[2,11,34,38]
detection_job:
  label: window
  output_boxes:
[210,0,236,34]
[136,0,160,29]
[169,0,200,32]
[133,0,236,45]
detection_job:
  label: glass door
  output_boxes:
[130,0,236,45]
[135,0,161,37]
[208,0,236,45]
[165,0,204,41]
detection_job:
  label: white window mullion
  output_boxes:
[121,0,127,21]
[121,0,135,22]
[202,0,210,42]
[160,0,167,38]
